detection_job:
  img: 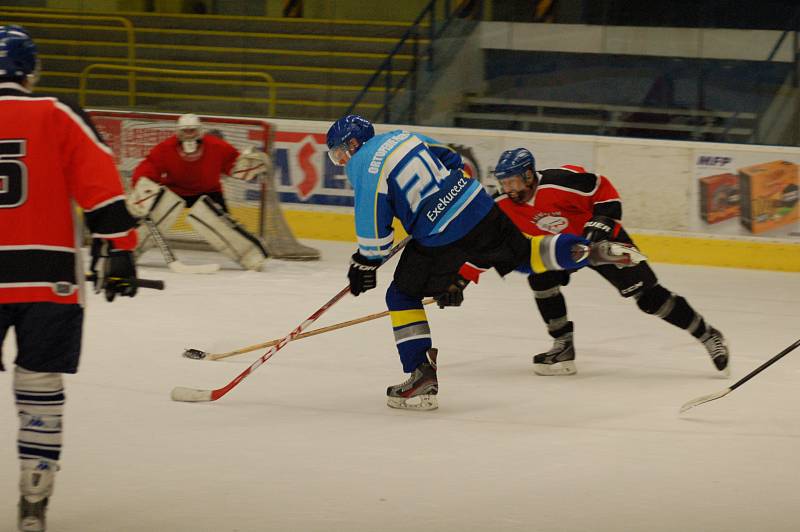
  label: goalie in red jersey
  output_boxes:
[127,113,270,270]
[492,148,730,377]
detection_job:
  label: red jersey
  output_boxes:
[495,165,622,237]
[132,134,239,197]
[0,83,137,305]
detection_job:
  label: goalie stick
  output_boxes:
[171,236,411,403]
[679,338,800,414]
[183,297,437,361]
[143,216,220,274]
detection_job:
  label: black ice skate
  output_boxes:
[701,326,730,377]
[18,496,48,532]
[387,348,438,411]
[533,333,576,376]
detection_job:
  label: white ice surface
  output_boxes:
[2,240,800,532]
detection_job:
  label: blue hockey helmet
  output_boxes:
[494,148,537,203]
[0,25,39,83]
[494,148,536,180]
[326,114,375,166]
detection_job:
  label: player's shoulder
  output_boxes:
[539,165,600,194]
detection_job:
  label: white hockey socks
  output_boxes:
[187,195,269,271]
[15,368,63,502]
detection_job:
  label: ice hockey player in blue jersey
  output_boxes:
[326,115,644,411]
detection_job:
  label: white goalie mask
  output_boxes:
[176,113,204,157]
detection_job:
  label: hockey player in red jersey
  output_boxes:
[0,25,141,532]
[128,113,270,270]
[492,148,730,377]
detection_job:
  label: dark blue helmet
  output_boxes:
[326,114,375,150]
[326,114,375,166]
[494,148,536,180]
[0,25,38,82]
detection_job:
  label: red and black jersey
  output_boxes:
[495,164,622,237]
[0,82,137,305]
[131,134,239,197]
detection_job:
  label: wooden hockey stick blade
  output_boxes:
[679,388,732,414]
[184,297,437,361]
[171,236,411,403]
[168,260,220,274]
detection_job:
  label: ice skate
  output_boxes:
[18,497,48,532]
[533,333,576,376]
[18,459,57,532]
[701,326,730,377]
[387,348,438,411]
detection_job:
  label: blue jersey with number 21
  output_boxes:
[345,130,494,261]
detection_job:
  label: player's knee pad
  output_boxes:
[134,184,185,254]
[635,284,674,315]
[187,195,269,271]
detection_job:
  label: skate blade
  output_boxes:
[387,394,438,411]
[533,361,577,376]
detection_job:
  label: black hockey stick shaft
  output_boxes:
[729,338,800,391]
[680,337,800,413]
[86,274,165,290]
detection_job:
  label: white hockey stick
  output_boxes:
[143,216,220,274]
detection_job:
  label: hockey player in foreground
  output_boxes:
[127,113,271,270]
[492,148,730,377]
[0,26,142,532]
[326,115,645,411]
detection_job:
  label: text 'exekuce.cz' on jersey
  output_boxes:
[346,130,494,260]
[0,83,137,305]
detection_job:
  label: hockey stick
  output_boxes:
[680,338,800,414]
[143,216,220,274]
[86,273,165,291]
[183,297,437,361]
[170,236,411,402]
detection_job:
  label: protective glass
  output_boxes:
[327,143,350,166]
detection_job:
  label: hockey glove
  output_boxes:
[90,239,138,302]
[582,215,617,242]
[348,252,381,296]
[436,274,470,308]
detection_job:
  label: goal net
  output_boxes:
[89,110,320,261]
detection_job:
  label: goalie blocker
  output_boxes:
[187,195,269,271]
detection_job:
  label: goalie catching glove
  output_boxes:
[90,239,138,301]
[231,146,272,182]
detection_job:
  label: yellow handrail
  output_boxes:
[0,11,136,106]
[79,64,277,117]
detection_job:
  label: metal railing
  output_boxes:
[346,0,470,123]
[79,64,277,117]
[0,10,137,105]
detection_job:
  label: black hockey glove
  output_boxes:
[436,274,470,309]
[348,252,381,296]
[582,215,617,242]
[90,239,138,302]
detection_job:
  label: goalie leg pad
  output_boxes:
[187,195,269,271]
[135,186,186,254]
